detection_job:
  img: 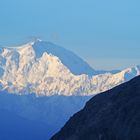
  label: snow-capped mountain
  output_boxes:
[0,40,139,139]
[0,40,139,96]
[32,40,96,76]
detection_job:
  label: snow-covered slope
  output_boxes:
[32,40,96,76]
[0,40,139,96]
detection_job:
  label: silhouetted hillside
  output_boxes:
[51,76,140,140]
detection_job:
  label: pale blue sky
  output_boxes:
[0,0,140,70]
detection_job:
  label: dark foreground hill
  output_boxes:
[51,76,140,140]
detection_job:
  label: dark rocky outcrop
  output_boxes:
[51,76,140,140]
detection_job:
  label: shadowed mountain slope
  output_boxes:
[51,76,140,140]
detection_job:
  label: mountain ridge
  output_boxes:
[0,40,139,96]
[51,76,140,140]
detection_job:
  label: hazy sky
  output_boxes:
[0,0,140,70]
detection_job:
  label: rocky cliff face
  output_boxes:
[51,76,140,140]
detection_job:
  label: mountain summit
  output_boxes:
[31,40,96,76]
[51,76,140,140]
[0,40,139,96]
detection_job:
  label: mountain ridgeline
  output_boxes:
[51,76,140,140]
[0,40,139,96]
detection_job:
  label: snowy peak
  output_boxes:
[3,39,96,76]
[0,43,76,95]
[31,40,96,76]
[0,41,139,96]
[115,65,140,82]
